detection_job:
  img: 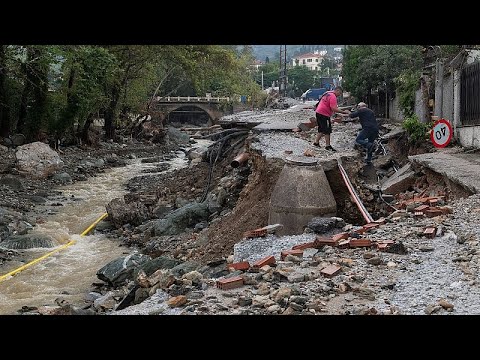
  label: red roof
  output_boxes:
[294,53,322,59]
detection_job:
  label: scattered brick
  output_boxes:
[292,241,316,250]
[354,227,368,235]
[439,206,453,214]
[423,227,436,239]
[425,209,444,218]
[332,232,349,242]
[167,295,188,307]
[244,228,268,239]
[349,239,373,248]
[414,205,429,213]
[429,198,439,206]
[320,264,341,277]
[314,236,338,247]
[356,223,380,234]
[227,261,250,271]
[337,239,351,248]
[216,276,244,290]
[364,223,380,230]
[373,218,386,225]
[253,255,276,268]
[281,249,304,260]
[377,240,395,251]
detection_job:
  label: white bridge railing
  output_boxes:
[156,96,230,102]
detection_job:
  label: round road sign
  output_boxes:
[430,119,453,148]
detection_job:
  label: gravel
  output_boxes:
[373,194,480,314]
[233,233,315,264]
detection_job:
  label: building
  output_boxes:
[250,60,264,71]
[291,50,327,71]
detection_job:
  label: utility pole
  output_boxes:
[261,70,264,91]
[279,45,287,97]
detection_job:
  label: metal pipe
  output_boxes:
[231,152,249,168]
[338,162,374,223]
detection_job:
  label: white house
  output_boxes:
[291,50,326,71]
[250,59,264,70]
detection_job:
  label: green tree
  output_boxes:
[256,62,279,88]
[343,45,422,101]
[287,66,315,96]
[0,45,9,137]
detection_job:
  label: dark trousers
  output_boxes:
[356,128,378,161]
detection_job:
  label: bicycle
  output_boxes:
[371,135,399,171]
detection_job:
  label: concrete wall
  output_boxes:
[457,126,480,148]
[442,74,454,122]
[388,96,404,122]
[414,89,427,122]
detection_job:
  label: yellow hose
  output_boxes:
[0,212,108,283]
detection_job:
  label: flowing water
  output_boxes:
[0,150,189,315]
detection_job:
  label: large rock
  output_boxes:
[52,172,72,184]
[11,134,26,146]
[0,175,24,190]
[167,127,190,145]
[96,253,151,287]
[1,233,56,249]
[381,163,416,195]
[306,217,341,234]
[152,202,210,236]
[170,261,201,277]
[187,146,209,161]
[133,256,182,279]
[106,198,150,228]
[15,142,64,179]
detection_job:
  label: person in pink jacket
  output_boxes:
[313,86,350,151]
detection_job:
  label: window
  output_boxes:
[307,58,312,63]
[302,59,306,64]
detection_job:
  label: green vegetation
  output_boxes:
[0,45,262,144]
[342,45,423,101]
[395,68,421,118]
[402,115,432,144]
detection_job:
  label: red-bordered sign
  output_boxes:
[430,119,453,148]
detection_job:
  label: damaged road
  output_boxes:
[3,99,480,315]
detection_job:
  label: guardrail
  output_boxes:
[156,96,230,102]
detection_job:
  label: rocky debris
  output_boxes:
[381,163,416,195]
[1,233,56,249]
[306,217,345,234]
[96,253,151,287]
[106,198,151,228]
[15,142,64,179]
[151,202,210,236]
[0,175,24,190]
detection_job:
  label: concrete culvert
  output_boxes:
[268,156,337,236]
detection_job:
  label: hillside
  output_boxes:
[252,45,344,61]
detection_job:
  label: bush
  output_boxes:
[402,115,432,144]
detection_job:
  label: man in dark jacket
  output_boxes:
[347,102,379,164]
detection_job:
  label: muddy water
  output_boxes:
[0,151,189,315]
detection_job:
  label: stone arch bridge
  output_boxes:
[154,96,231,126]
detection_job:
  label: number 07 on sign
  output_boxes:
[430,119,453,148]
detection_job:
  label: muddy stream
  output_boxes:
[0,150,190,315]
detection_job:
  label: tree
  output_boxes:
[287,66,316,96]
[342,45,423,101]
[0,45,9,137]
[255,62,279,88]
